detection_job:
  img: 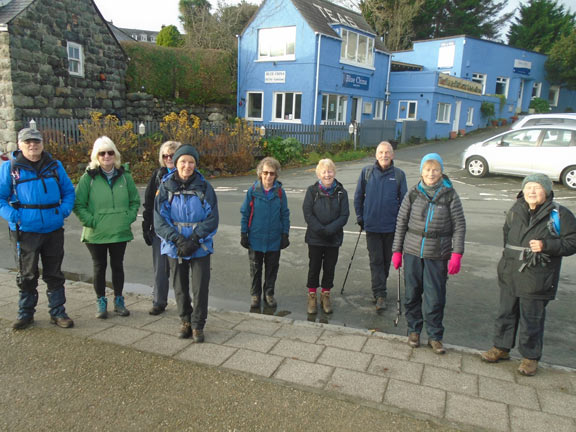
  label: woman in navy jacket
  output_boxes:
[240,157,290,309]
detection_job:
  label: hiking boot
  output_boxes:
[96,297,108,319]
[481,347,510,363]
[320,291,333,314]
[408,332,420,348]
[179,321,192,339]
[250,296,260,308]
[50,315,74,328]
[12,317,34,330]
[192,329,205,343]
[428,340,446,354]
[518,359,538,376]
[149,305,166,316]
[375,297,387,312]
[265,295,277,308]
[114,296,130,317]
[307,292,317,314]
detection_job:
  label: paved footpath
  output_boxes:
[1,269,575,432]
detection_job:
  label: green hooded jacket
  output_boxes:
[74,165,140,244]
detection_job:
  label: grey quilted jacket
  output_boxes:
[392,176,466,260]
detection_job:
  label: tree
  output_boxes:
[156,25,184,47]
[507,0,575,53]
[360,0,425,51]
[545,30,576,90]
[412,0,512,41]
[179,0,218,49]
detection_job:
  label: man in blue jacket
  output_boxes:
[354,141,407,311]
[0,128,76,329]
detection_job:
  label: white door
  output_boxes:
[452,101,461,132]
[516,80,525,114]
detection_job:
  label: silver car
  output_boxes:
[462,125,576,189]
[512,113,576,130]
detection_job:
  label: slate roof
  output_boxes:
[106,21,136,42]
[0,0,34,24]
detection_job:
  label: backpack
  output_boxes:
[548,203,561,236]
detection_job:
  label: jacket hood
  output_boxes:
[86,164,126,178]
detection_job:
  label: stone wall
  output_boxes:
[0,31,16,150]
[1,0,127,150]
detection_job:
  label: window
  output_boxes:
[548,86,560,107]
[466,107,474,126]
[495,77,509,97]
[67,41,84,77]
[258,27,296,61]
[532,82,542,98]
[246,92,263,120]
[436,103,451,123]
[140,34,147,41]
[340,29,374,68]
[321,94,347,123]
[541,129,574,147]
[472,73,486,95]
[501,129,541,147]
[374,100,384,120]
[273,92,302,122]
[398,101,417,121]
[150,36,157,43]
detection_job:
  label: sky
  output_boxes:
[93,0,576,34]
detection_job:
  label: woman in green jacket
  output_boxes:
[74,136,140,319]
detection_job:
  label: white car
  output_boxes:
[512,113,576,130]
[462,125,576,189]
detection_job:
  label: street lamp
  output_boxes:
[348,122,357,151]
[29,119,36,130]
[138,122,146,136]
[259,125,266,138]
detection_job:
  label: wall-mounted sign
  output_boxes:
[438,73,482,95]
[265,71,286,83]
[343,72,369,90]
[513,59,531,75]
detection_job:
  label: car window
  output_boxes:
[523,118,576,127]
[501,129,541,147]
[541,130,574,147]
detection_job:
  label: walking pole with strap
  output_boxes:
[394,267,402,327]
[341,227,363,295]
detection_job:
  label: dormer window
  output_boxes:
[258,26,296,61]
[340,29,374,68]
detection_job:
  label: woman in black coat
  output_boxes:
[481,173,576,376]
[302,159,349,314]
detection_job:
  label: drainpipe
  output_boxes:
[236,34,241,118]
[384,53,392,120]
[313,32,322,125]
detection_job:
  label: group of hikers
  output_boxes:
[1,128,575,376]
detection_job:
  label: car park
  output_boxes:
[462,125,576,189]
[511,113,576,130]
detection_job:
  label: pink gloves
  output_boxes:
[448,253,462,275]
[392,252,403,270]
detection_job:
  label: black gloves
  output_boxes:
[175,234,201,257]
[357,218,364,230]
[142,222,153,246]
[240,232,249,249]
[281,233,290,249]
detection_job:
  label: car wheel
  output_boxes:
[562,166,576,190]
[466,156,489,178]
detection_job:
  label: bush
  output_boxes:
[480,101,495,120]
[529,97,550,113]
[261,136,304,165]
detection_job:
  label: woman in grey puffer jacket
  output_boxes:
[392,153,466,354]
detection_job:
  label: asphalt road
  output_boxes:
[2,126,575,368]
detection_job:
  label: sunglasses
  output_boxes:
[262,171,276,177]
[162,154,174,159]
[98,150,115,157]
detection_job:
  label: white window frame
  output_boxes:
[397,100,417,121]
[67,41,84,77]
[272,92,302,123]
[532,82,542,98]
[471,73,486,95]
[374,100,384,120]
[246,91,263,121]
[321,94,347,124]
[548,86,560,107]
[258,26,296,61]
[466,107,474,126]
[340,28,374,69]
[436,102,451,123]
[495,76,509,98]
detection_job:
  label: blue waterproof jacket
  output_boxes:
[0,151,75,233]
[354,161,407,233]
[154,170,218,259]
[240,180,290,252]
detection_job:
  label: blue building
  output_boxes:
[237,0,391,126]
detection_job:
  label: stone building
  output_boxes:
[0,0,127,150]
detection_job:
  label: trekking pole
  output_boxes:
[341,227,362,295]
[394,267,402,327]
[15,222,22,287]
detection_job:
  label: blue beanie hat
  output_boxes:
[420,153,444,172]
[173,144,199,166]
[522,173,553,196]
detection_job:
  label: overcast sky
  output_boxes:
[93,0,576,34]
